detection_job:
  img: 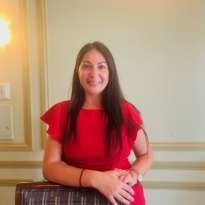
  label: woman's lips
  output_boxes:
[87,80,101,86]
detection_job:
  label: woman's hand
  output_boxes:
[93,169,135,205]
[119,169,138,187]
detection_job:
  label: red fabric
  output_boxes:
[41,100,145,205]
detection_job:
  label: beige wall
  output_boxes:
[46,0,205,142]
[0,0,205,204]
[0,0,44,204]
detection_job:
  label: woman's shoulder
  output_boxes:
[40,100,71,142]
[41,100,70,121]
[121,100,141,114]
[121,99,143,125]
[49,100,71,111]
[53,100,70,107]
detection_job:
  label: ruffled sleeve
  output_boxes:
[40,101,69,143]
[123,101,144,145]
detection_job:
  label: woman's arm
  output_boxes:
[120,128,153,185]
[43,137,135,205]
[130,128,153,175]
[43,137,97,187]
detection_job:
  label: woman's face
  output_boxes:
[78,49,109,97]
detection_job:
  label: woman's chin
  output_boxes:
[85,89,104,96]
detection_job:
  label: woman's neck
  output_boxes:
[83,95,102,108]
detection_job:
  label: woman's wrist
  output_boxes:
[129,167,143,182]
[129,169,138,181]
[89,170,102,188]
[79,168,85,187]
[80,169,101,188]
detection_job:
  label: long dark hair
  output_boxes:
[64,41,124,154]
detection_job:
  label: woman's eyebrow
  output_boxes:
[81,60,92,64]
[98,61,107,64]
[81,60,107,64]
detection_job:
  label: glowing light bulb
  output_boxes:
[0,17,11,48]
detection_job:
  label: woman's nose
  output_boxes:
[89,66,98,77]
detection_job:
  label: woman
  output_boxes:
[41,41,153,205]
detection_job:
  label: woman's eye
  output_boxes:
[98,65,106,69]
[82,64,91,69]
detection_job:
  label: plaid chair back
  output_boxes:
[15,182,112,205]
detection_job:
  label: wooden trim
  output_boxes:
[37,0,49,149]
[0,161,42,168]
[144,181,205,190]
[0,179,33,186]
[1,161,205,171]
[151,142,205,150]
[0,0,32,151]
[0,178,205,190]
[152,161,205,170]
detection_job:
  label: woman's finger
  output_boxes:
[109,196,119,205]
[121,174,129,183]
[119,175,124,181]
[119,189,135,202]
[121,173,137,186]
[115,193,132,205]
[122,183,135,195]
[114,169,128,177]
[120,174,132,185]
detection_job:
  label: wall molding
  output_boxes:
[0,161,205,170]
[0,160,204,189]
[37,0,49,149]
[153,161,205,170]
[0,0,32,151]
[0,178,33,186]
[0,178,204,190]
[151,142,205,150]
[0,161,42,168]
[144,181,205,190]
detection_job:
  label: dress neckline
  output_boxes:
[81,107,104,111]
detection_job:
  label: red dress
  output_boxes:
[41,100,145,205]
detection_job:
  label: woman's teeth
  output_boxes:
[87,81,100,86]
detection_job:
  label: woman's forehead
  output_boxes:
[82,49,107,63]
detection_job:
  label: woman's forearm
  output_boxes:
[130,145,153,175]
[43,161,100,187]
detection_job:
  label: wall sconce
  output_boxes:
[0,16,11,48]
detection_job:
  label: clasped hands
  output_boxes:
[95,168,138,205]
